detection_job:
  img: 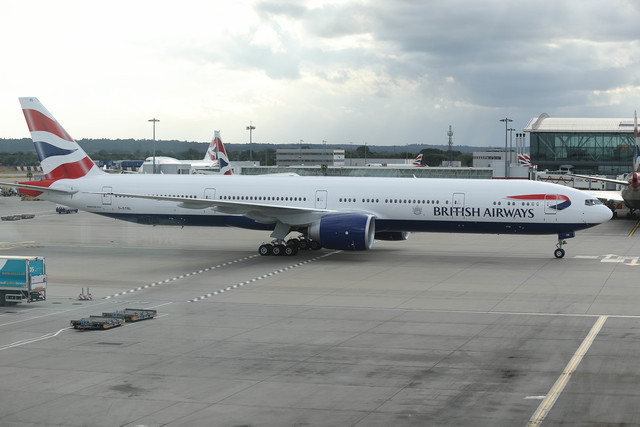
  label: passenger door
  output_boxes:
[101,186,112,206]
[315,190,327,209]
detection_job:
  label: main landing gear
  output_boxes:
[258,237,322,256]
[554,231,575,258]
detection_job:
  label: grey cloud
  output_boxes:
[248,1,640,109]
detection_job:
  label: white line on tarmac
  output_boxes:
[189,251,341,302]
[527,315,608,427]
[0,300,114,328]
[104,255,260,299]
[0,327,70,351]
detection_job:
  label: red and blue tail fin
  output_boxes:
[634,110,639,172]
[19,97,102,182]
[213,130,232,175]
[413,154,423,166]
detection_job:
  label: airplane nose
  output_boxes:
[596,206,613,223]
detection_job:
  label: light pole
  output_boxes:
[246,122,255,162]
[499,118,513,179]
[364,142,367,165]
[508,127,516,171]
[322,140,327,165]
[299,139,303,165]
[148,118,159,174]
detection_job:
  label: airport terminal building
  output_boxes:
[524,113,636,176]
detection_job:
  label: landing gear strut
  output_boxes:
[554,231,575,258]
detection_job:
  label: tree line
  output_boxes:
[0,146,472,167]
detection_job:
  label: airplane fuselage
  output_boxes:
[44,174,610,235]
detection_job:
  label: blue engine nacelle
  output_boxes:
[308,214,375,250]
[374,231,410,241]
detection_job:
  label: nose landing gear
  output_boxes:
[554,231,575,258]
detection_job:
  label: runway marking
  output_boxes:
[628,219,640,237]
[574,254,640,266]
[0,327,69,351]
[527,315,607,427]
[104,255,260,299]
[0,299,114,328]
[188,251,341,302]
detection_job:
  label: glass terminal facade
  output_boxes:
[526,116,636,176]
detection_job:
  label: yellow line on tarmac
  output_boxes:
[527,315,608,427]
[628,220,640,237]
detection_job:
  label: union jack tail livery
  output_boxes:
[20,97,102,181]
[634,110,639,172]
[213,130,232,175]
[204,135,218,162]
[18,98,103,196]
[412,154,423,167]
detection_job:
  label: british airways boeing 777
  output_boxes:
[1,97,612,258]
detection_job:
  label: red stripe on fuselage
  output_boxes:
[22,109,73,142]
[45,156,95,180]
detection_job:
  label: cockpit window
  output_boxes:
[585,199,602,206]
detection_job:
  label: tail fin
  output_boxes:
[204,134,217,162]
[412,154,423,166]
[19,97,102,181]
[634,110,639,172]
[213,130,232,175]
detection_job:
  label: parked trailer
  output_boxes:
[70,316,124,330]
[101,308,157,322]
[0,256,46,305]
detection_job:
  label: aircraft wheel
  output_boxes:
[272,244,286,256]
[284,245,298,256]
[554,248,565,259]
[259,244,273,256]
[310,240,322,250]
[286,239,300,249]
[298,238,310,250]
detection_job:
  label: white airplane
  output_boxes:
[140,130,232,174]
[2,97,612,258]
[571,111,640,216]
[366,154,424,167]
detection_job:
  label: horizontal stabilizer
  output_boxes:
[0,181,78,195]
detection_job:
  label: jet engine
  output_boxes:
[374,231,411,241]
[308,213,375,250]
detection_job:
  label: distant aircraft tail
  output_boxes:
[204,134,217,162]
[634,110,639,172]
[412,154,423,167]
[19,97,102,182]
[213,130,232,175]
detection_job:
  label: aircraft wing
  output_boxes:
[94,191,342,225]
[570,173,629,186]
[581,189,624,203]
[0,181,78,195]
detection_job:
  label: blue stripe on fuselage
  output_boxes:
[97,212,593,235]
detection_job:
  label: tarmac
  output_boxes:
[1,194,640,426]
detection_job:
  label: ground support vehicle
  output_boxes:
[70,316,123,330]
[0,256,46,305]
[101,308,157,322]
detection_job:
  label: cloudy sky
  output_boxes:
[1,0,639,148]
